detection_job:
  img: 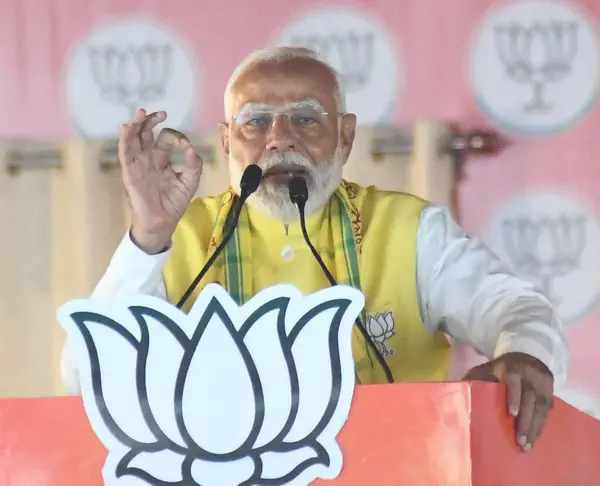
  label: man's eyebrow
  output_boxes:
[236,98,327,115]
[236,102,272,116]
[285,99,326,111]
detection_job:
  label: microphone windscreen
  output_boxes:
[240,164,263,196]
[288,176,309,205]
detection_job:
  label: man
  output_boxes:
[61,47,568,453]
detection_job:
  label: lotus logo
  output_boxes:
[495,21,578,112]
[502,215,586,303]
[273,6,401,126]
[288,32,374,91]
[89,44,172,118]
[63,19,197,138]
[365,311,395,357]
[469,0,599,135]
[58,284,364,486]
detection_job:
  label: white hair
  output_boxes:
[223,46,346,119]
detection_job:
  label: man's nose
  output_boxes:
[265,115,296,152]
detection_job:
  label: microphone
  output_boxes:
[288,176,394,384]
[176,164,262,309]
[289,177,336,287]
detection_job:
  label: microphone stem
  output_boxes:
[297,204,336,287]
[297,202,395,384]
[176,194,247,310]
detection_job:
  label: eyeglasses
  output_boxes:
[233,105,331,129]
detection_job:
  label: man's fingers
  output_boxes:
[125,108,148,141]
[183,145,202,171]
[119,109,148,166]
[179,146,203,190]
[155,127,190,150]
[118,124,137,168]
[526,397,552,448]
[139,111,167,149]
[128,107,147,124]
[153,128,192,169]
[516,387,536,450]
[505,372,522,417]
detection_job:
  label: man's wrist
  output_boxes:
[129,227,172,255]
[494,333,563,383]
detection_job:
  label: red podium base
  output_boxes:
[0,382,598,485]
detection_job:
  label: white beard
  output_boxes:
[228,148,344,223]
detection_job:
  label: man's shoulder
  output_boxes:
[347,181,429,213]
[344,182,429,237]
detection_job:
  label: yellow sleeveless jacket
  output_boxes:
[163,185,450,384]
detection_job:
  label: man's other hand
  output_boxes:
[463,351,554,452]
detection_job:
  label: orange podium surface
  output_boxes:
[0,382,598,486]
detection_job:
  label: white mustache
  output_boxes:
[259,152,315,172]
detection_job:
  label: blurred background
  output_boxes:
[1,0,599,420]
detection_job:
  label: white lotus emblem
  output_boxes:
[57,284,364,486]
[365,311,395,356]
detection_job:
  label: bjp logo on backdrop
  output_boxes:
[273,6,402,126]
[484,189,600,326]
[469,0,599,136]
[64,18,198,138]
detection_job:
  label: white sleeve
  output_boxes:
[60,231,171,395]
[415,204,569,387]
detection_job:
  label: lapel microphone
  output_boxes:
[288,176,394,384]
[176,164,263,309]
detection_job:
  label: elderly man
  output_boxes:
[61,47,568,452]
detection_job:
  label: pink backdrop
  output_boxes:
[2,0,599,414]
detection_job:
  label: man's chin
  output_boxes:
[246,194,299,223]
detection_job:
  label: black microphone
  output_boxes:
[176,164,262,309]
[288,176,394,384]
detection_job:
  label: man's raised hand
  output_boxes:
[118,108,202,254]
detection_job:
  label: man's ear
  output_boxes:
[339,114,356,165]
[218,122,230,158]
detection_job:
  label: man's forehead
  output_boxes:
[239,57,335,85]
[229,60,337,114]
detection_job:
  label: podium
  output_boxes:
[0,382,598,485]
